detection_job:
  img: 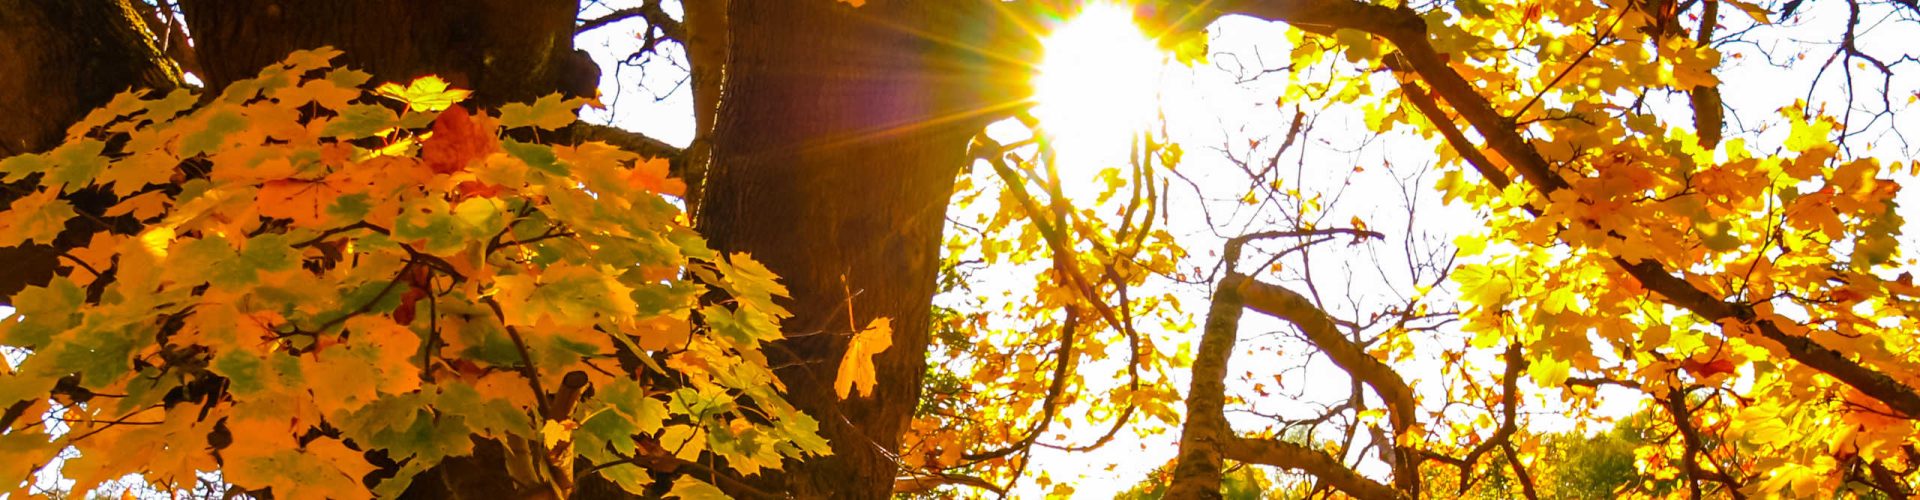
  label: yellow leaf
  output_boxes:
[375,75,472,112]
[137,226,175,259]
[0,189,77,247]
[1725,0,1771,24]
[835,318,894,399]
[105,190,172,220]
[541,419,576,449]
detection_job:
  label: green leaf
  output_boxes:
[493,266,638,327]
[502,140,566,176]
[328,193,374,221]
[432,383,532,439]
[666,476,730,500]
[703,305,781,346]
[0,277,83,346]
[596,463,653,495]
[578,409,642,456]
[596,378,667,430]
[242,233,302,273]
[41,139,108,193]
[716,254,790,318]
[215,350,269,395]
[498,94,581,131]
[47,321,141,390]
[0,190,77,247]
[323,104,400,139]
[181,108,249,157]
[0,152,51,183]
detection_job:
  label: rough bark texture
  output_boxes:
[1164,273,1246,499]
[0,0,180,300]
[0,0,178,156]
[1,1,1036,496]
[178,0,583,106]
[697,1,1025,496]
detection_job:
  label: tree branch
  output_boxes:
[1164,271,1249,497]
[1220,0,1920,420]
[891,472,1006,495]
[1221,435,1407,500]
[571,123,683,162]
[577,0,683,39]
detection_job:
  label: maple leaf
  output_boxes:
[629,156,687,197]
[835,318,894,399]
[666,476,729,500]
[257,177,346,227]
[375,75,472,112]
[498,93,586,130]
[0,189,77,247]
[422,105,500,175]
[1681,357,1738,379]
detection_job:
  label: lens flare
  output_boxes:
[1032,2,1167,177]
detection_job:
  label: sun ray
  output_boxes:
[1030,2,1169,182]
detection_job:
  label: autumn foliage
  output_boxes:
[6,0,1920,498]
[0,49,822,498]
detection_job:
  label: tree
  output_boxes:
[0,1,1034,498]
[5,0,1920,499]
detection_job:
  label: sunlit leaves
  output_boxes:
[0,50,818,499]
[375,75,471,112]
[835,318,894,399]
[666,476,729,499]
[0,190,75,247]
[497,93,590,131]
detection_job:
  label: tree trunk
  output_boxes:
[177,0,584,106]
[698,1,1025,496]
[0,1,1035,497]
[0,0,180,299]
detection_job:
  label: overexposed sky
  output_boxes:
[576,1,1920,498]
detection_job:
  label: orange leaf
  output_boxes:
[257,177,344,228]
[628,156,685,197]
[422,105,498,175]
[835,318,893,399]
[1681,358,1737,379]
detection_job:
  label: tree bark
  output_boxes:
[178,0,583,106]
[0,1,1036,497]
[0,0,180,300]
[698,1,1027,496]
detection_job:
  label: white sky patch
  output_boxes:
[1032,1,1169,196]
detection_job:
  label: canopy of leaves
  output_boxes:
[0,48,823,499]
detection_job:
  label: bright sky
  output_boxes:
[573,1,1920,498]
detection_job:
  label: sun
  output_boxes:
[1031,2,1168,175]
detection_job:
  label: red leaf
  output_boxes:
[1681,358,1737,379]
[453,180,503,202]
[422,105,497,175]
[394,286,427,325]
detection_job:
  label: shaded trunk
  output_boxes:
[1,1,1034,497]
[698,1,1026,496]
[177,0,584,106]
[0,0,180,299]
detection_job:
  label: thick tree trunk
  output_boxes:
[178,0,584,106]
[1,1,1034,497]
[698,1,1025,496]
[0,0,180,300]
